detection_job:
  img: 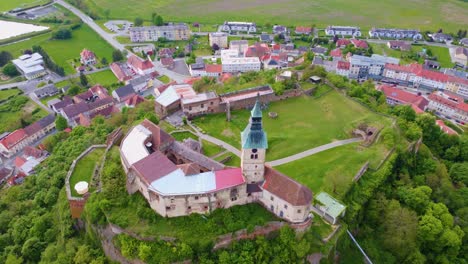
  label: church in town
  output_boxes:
[119,99,313,223]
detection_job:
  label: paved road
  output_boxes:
[199,134,242,157]
[153,59,189,83]
[55,0,125,51]
[266,138,362,167]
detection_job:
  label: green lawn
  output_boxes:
[275,141,389,199]
[0,25,114,75]
[0,0,50,11]
[0,88,21,101]
[202,140,224,157]
[39,93,62,105]
[193,90,391,161]
[0,97,48,134]
[86,69,119,87]
[370,43,454,67]
[157,75,171,84]
[69,148,105,197]
[115,36,131,44]
[171,131,198,141]
[80,0,467,32]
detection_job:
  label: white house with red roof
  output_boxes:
[80,49,96,65]
[295,26,312,35]
[119,102,313,223]
[336,61,350,77]
[427,91,468,123]
[378,85,428,114]
[127,54,155,75]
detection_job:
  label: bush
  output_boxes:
[52,28,72,40]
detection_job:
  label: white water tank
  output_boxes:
[74,181,89,195]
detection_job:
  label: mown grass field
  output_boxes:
[82,0,468,32]
[0,88,21,101]
[275,141,390,199]
[69,148,105,197]
[0,25,114,74]
[0,0,50,12]
[370,43,454,67]
[193,90,391,161]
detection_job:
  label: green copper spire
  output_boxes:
[241,95,268,149]
[251,95,262,118]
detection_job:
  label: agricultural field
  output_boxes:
[193,90,391,161]
[275,141,390,199]
[69,148,105,197]
[0,88,22,101]
[0,0,50,12]
[80,0,467,32]
[0,25,114,75]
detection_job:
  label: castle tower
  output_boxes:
[241,97,267,183]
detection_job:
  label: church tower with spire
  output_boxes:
[240,97,267,183]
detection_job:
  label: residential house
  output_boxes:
[350,39,369,49]
[209,32,228,48]
[125,94,145,108]
[336,61,350,77]
[110,62,132,82]
[50,96,74,113]
[112,84,136,102]
[73,85,109,104]
[12,53,46,80]
[155,84,197,117]
[129,23,191,42]
[369,28,422,40]
[158,48,174,58]
[311,47,327,56]
[0,167,13,184]
[427,91,468,123]
[221,21,256,33]
[336,39,351,48]
[387,40,411,51]
[460,38,468,47]
[378,85,428,113]
[273,25,288,35]
[34,85,58,98]
[80,49,97,65]
[160,57,175,69]
[127,54,155,75]
[295,26,312,35]
[431,33,452,43]
[259,34,273,43]
[424,60,440,70]
[325,26,361,37]
[128,75,150,92]
[330,48,342,58]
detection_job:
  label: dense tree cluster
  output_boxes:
[32,45,65,76]
[52,28,72,40]
[0,51,13,67]
[2,63,19,77]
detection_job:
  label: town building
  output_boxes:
[155,84,197,117]
[431,33,452,43]
[0,115,55,158]
[125,94,145,108]
[34,85,58,98]
[313,192,346,225]
[387,40,411,51]
[221,49,261,73]
[221,21,256,33]
[229,40,249,55]
[336,61,350,77]
[336,39,351,48]
[127,54,155,75]
[181,91,220,118]
[12,53,46,80]
[350,39,368,49]
[110,62,133,82]
[427,91,468,123]
[273,25,288,35]
[378,85,428,113]
[295,26,312,35]
[129,24,191,42]
[325,26,361,37]
[120,101,312,223]
[460,38,468,47]
[80,49,97,65]
[454,47,468,65]
[128,75,151,92]
[349,54,400,80]
[368,28,422,40]
[112,84,136,102]
[209,32,228,49]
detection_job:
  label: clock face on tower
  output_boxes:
[252,149,258,153]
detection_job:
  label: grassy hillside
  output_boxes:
[83,0,468,32]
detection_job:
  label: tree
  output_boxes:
[450,162,468,185]
[153,15,163,26]
[212,43,220,51]
[398,186,432,214]
[21,237,46,262]
[0,51,13,67]
[134,17,143,26]
[2,63,19,77]
[52,28,72,39]
[67,85,80,96]
[55,116,68,131]
[112,50,124,62]
[101,57,108,65]
[80,72,88,87]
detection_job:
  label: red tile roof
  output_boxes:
[330,48,342,57]
[336,39,351,47]
[205,64,222,73]
[127,54,154,71]
[245,43,270,59]
[80,49,95,60]
[214,168,245,191]
[436,120,458,135]
[23,146,43,159]
[125,94,145,107]
[90,84,109,99]
[0,129,27,150]
[428,92,468,112]
[262,166,313,206]
[140,120,175,150]
[184,77,201,85]
[351,39,368,49]
[337,61,350,70]
[110,62,132,82]
[132,151,178,185]
[379,85,428,111]
[385,63,423,74]
[420,69,448,82]
[160,57,174,67]
[15,156,26,168]
[295,26,312,34]
[447,75,468,86]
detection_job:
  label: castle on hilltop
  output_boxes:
[119,99,313,223]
